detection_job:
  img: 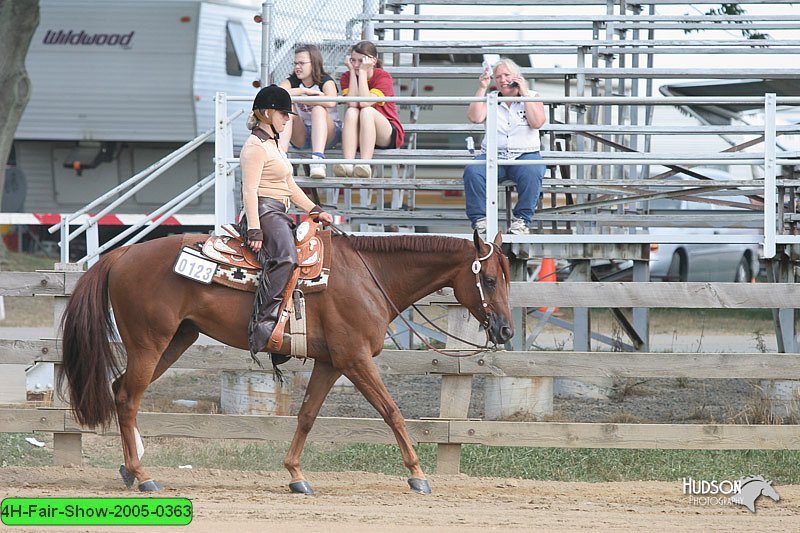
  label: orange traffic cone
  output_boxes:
[536,258,558,313]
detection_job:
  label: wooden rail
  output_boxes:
[3,275,800,473]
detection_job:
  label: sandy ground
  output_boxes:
[1,466,797,532]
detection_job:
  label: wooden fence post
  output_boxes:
[51,262,84,465]
[485,257,554,420]
[436,306,481,474]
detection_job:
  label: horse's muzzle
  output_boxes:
[487,314,514,345]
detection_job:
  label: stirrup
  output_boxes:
[267,307,291,351]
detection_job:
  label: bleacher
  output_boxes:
[272,0,800,243]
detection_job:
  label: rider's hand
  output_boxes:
[310,205,334,226]
[247,229,263,252]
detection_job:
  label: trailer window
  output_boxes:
[226,21,257,76]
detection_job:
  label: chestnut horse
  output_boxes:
[58,230,513,494]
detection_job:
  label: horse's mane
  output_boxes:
[343,235,468,255]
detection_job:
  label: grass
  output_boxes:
[4,432,800,484]
[0,433,53,467]
[0,251,58,273]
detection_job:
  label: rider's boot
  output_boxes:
[249,256,296,357]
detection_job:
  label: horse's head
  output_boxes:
[760,480,781,502]
[452,231,514,346]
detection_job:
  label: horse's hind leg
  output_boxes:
[284,360,341,494]
[150,322,199,383]
[341,357,431,494]
[115,321,200,488]
[114,325,197,492]
[113,348,162,491]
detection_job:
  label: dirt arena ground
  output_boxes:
[1,466,797,532]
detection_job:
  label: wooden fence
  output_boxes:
[2,268,800,474]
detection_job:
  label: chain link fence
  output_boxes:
[265,0,374,84]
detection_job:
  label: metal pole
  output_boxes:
[362,0,379,40]
[262,0,274,85]
[485,92,499,236]
[215,92,236,235]
[764,92,777,259]
[86,225,99,267]
[59,215,69,264]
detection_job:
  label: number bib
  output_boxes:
[173,247,217,284]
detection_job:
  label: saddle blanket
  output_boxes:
[177,232,332,295]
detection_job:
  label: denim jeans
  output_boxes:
[463,152,545,225]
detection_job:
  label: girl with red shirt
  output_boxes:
[334,40,404,179]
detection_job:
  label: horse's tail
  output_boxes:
[57,247,128,428]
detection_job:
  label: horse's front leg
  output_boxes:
[284,360,341,494]
[342,357,431,494]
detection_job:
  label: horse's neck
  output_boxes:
[374,250,467,312]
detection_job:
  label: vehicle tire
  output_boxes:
[734,255,752,283]
[665,252,686,282]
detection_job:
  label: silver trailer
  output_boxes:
[10,0,263,214]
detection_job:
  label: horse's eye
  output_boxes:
[483,276,496,291]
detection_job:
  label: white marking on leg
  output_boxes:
[134,427,144,460]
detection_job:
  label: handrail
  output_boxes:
[50,109,244,264]
[371,14,800,22]
[372,13,800,22]
[78,172,218,264]
[385,0,798,5]
[213,90,792,255]
[230,94,800,105]
[46,127,214,236]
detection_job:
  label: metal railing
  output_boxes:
[215,91,799,256]
[47,109,244,265]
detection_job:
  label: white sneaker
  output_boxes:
[509,218,530,235]
[353,164,372,179]
[333,164,353,177]
[472,217,487,233]
[309,163,326,179]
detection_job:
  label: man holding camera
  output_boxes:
[463,58,547,235]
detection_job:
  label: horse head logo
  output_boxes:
[730,475,780,513]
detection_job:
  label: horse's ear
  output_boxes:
[473,229,483,252]
[492,231,502,248]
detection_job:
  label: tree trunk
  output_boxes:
[0,0,40,192]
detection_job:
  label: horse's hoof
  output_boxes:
[119,465,135,488]
[289,480,315,494]
[138,479,163,492]
[408,478,432,494]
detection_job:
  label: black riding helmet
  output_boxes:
[252,84,296,114]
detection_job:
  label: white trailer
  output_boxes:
[10,0,264,215]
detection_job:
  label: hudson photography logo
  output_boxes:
[682,475,781,512]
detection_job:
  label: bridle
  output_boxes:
[331,224,503,357]
[471,241,498,331]
[410,241,502,356]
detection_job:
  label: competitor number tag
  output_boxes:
[173,247,216,284]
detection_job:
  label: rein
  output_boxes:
[328,224,499,358]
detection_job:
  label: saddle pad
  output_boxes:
[180,232,332,294]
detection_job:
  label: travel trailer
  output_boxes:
[8,0,264,216]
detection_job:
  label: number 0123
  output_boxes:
[173,249,216,284]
